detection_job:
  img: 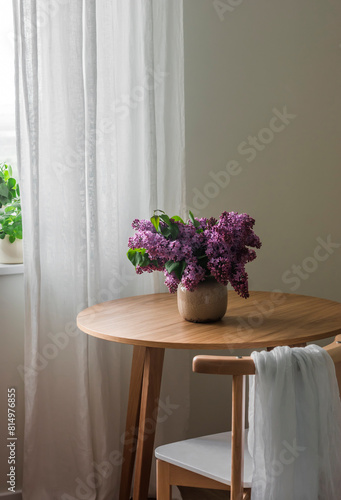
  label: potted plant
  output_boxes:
[0,163,23,264]
[127,210,261,322]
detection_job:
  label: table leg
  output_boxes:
[119,346,146,500]
[133,347,165,500]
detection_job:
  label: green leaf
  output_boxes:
[7,178,16,190]
[189,210,203,233]
[0,165,20,210]
[0,183,9,197]
[169,224,179,239]
[165,260,179,276]
[127,248,151,268]
[15,227,22,239]
[180,260,187,277]
[9,235,15,243]
[160,225,169,236]
[165,260,186,280]
[150,215,160,232]
[158,218,179,240]
[171,215,184,224]
[189,210,199,228]
[127,248,137,265]
[160,214,171,226]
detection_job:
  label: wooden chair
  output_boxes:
[155,336,341,500]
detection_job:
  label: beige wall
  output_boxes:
[184,0,341,437]
[0,273,24,495]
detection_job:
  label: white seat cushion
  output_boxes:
[155,431,253,488]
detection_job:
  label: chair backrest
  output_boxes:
[324,335,341,393]
[192,335,341,500]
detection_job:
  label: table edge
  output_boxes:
[76,319,341,350]
[77,291,341,318]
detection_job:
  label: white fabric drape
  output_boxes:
[14,1,188,498]
[248,345,341,500]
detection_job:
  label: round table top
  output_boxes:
[77,291,341,350]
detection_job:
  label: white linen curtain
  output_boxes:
[14,1,188,498]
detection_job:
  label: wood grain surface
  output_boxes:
[77,291,341,349]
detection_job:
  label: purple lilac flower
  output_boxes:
[164,271,180,293]
[180,260,207,291]
[128,211,262,297]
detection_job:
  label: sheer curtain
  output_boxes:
[14,1,188,498]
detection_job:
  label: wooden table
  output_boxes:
[77,291,341,500]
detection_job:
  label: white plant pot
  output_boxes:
[0,236,23,264]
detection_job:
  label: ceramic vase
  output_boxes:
[177,277,227,323]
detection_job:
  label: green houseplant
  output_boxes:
[0,163,23,264]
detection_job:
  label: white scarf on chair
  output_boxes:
[248,344,341,500]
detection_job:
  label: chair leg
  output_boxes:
[243,489,251,500]
[156,460,172,500]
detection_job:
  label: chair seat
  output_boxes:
[155,431,253,488]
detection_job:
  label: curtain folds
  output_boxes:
[14,1,187,498]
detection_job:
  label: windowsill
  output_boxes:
[0,263,24,275]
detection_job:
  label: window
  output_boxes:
[0,3,16,172]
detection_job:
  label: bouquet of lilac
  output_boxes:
[127,210,261,298]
